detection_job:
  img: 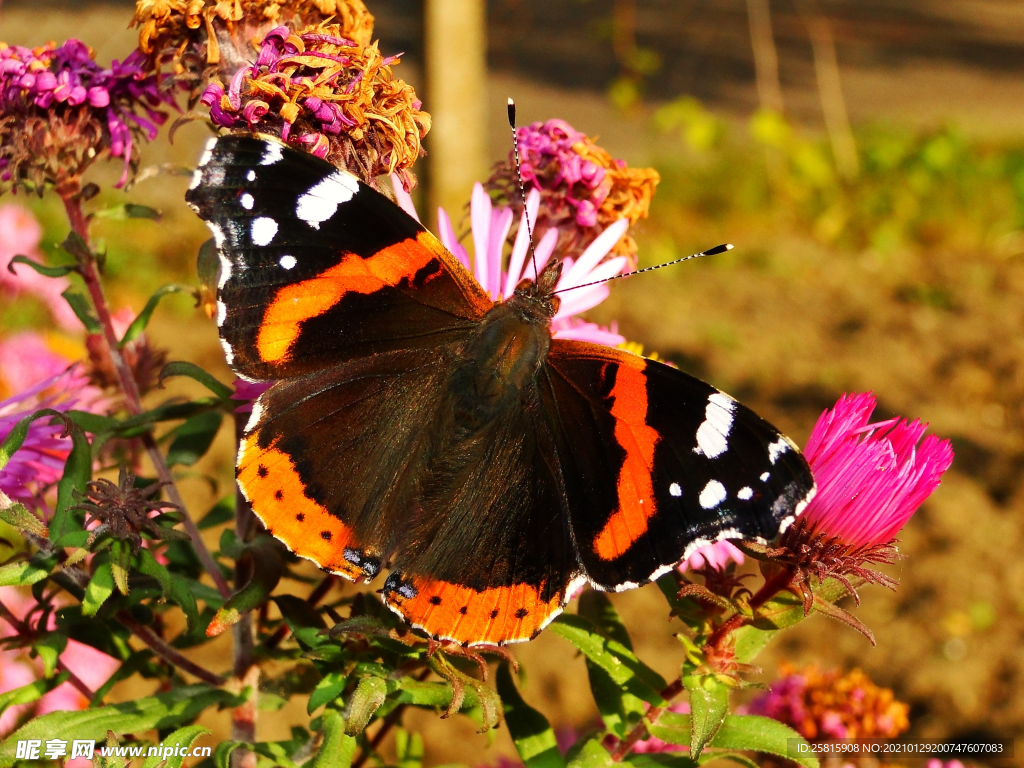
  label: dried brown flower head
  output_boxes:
[74,468,186,553]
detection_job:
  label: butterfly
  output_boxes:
[186,134,816,647]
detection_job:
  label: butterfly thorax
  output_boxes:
[449,262,562,431]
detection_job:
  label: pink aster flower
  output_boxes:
[392,175,628,347]
[0,205,79,331]
[679,540,745,573]
[0,587,120,739]
[801,392,954,548]
[0,365,99,514]
[0,333,73,395]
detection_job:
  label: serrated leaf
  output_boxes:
[110,540,131,596]
[83,562,115,616]
[140,724,210,768]
[213,741,249,768]
[119,285,192,347]
[308,671,347,714]
[33,633,67,678]
[496,663,565,768]
[6,254,77,278]
[0,501,48,538]
[683,676,729,758]
[159,361,234,401]
[549,615,666,706]
[0,560,50,587]
[60,288,102,333]
[166,411,223,467]
[345,675,387,735]
[709,715,817,768]
[312,710,356,768]
[567,739,614,768]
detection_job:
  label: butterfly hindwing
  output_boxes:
[186,135,491,381]
[542,342,815,590]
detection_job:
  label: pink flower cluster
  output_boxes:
[514,119,613,229]
[0,41,173,186]
[801,393,954,549]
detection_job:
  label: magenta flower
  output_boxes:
[0,205,79,331]
[392,176,628,347]
[0,365,100,514]
[0,40,173,190]
[801,393,953,548]
[679,540,745,573]
[232,378,274,414]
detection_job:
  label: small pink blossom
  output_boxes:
[801,393,953,548]
[679,540,745,573]
[629,702,690,753]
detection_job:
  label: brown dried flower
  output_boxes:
[74,468,186,554]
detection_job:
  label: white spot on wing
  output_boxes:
[208,223,225,248]
[219,337,234,366]
[694,392,736,458]
[768,437,790,464]
[279,255,297,270]
[244,398,265,435]
[251,217,278,246]
[216,300,227,327]
[246,170,256,181]
[760,471,770,482]
[189,169,202,190]
[261,143,284,165]
[296,172,359,229]
[217,253,232,290]
[197,139,215,167]
[240,193,254,210]
[699,480,727,509]
[737,486,753,500]
[669,482,682,497]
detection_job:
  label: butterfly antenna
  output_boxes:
[508,98,540,281]
[552,243,734,294]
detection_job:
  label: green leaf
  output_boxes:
[625,756,697,768]
[51,418,92,542]
[119,285,192,347]
[496,663,565,768]
[312,710,356,768]
[647,711,690,747]
[94,203,162,221]
[655,574,703,627]
[33,633,67,678]
[166,410,223,468]
[0,559,50,587]
[198,496,234,530]
[683,676,729,758]
[65,410,120,435]
[83,561,115,616]
[213,741,249,768]
[549,615,666,705]
[308,671,347,714]
[140,724,210,768]
[0,676,62,717]
[168,574,201,632]
[567,739,614,768]
[6,254,77,278]
[206,539,282,636]
[345,675,387,735]
[159,361,234,401]
[395,728,424,768]
[60,288,102,333]
[577,593,647,738]
[0,501,47,538]
[0,685,239,768]
[709,715,817,768]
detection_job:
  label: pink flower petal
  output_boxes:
[389,173,420,223]
[470,183,492,292]
[504,189,541,298]
[560,218,629,287]
[436,207,470,270]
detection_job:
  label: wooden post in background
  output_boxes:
[424,0,489,231]
[746,0,785,114]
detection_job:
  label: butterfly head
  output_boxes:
[510,257,562,319]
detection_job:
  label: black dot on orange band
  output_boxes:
[320,531,332,541]
[515,608,529,619]
[295,513,304,522]
[429,595,442,605]
[257,465,268,478]
[275,489,283,500]
[490,609,499,619]
[459,606,468,615]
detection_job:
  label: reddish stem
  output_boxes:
[705,567,796,652]
[609,678,685,762]
[117,611,226,686]
[60,193,231,600]
[0,600,94,699]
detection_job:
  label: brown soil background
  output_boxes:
[1,2,1023,765]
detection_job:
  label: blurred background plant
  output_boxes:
[0,0,1020,766]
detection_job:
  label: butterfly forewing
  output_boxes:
[185,135,491,381]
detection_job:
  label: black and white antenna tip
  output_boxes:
[507,98,516,128]
[703,243,733,256]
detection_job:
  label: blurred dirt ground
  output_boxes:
[2,3,1024,767]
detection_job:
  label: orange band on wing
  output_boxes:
[384,575,565,646]
[593,362,660,561]
[257,235,438,363]
[238,433,367,580]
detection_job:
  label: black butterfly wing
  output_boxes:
[186,135,491,381]
[542,341,816,590]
